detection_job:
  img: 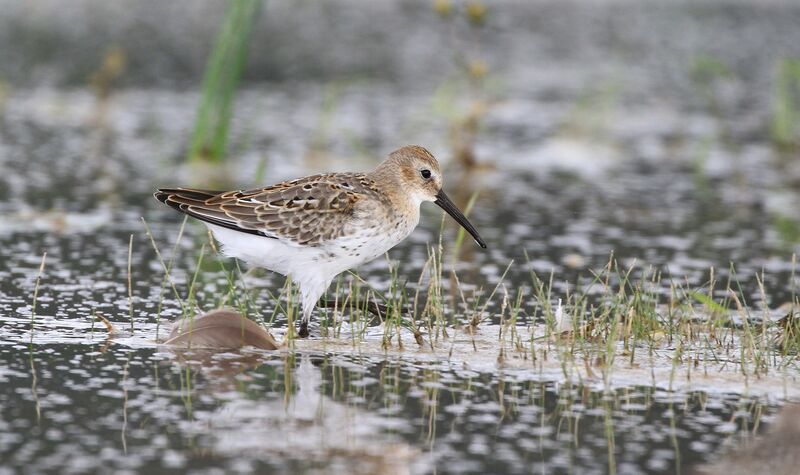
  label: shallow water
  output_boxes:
[3,1,800,470]
[0,341,783,475]
[1,85,798,473]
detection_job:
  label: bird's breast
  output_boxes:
[327,208,419,266]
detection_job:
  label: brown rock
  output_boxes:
[164,309,280,350]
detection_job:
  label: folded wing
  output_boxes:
[154,174,368,246]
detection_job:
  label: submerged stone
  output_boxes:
[163,309,280,350]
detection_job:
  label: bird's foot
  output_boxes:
[298,321,309,338]
[366,301,390,317]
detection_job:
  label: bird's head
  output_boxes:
[380,145,487,249]
[387,145,443,204]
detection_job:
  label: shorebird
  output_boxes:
[154,145,486,337]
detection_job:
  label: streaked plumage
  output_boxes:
[155,145,486,337]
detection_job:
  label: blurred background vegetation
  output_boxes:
[2,0,799,161]
[0,0,799,231]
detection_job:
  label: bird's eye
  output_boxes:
[420,169,432,179]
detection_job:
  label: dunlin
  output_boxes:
[154,145,486,337]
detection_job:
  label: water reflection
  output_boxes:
[170,348,780,474]
[184,354,425,475]
[0,331,785,475]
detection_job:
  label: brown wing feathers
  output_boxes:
[154,175,370,245]
[154,188,275,238]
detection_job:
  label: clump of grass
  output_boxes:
[690,54,733,144]
[776,253,800,356]
[145,217,800,383]
[151,217,188,339]
[771,58,800,153]
[205,230,264,324]
[0,78,9,117]
[380,257,408,350]
[520,252,800,384]
[29,252,47,349]
[777,311,800,354]
[127,234,134,333]
[142,218,187,318]
[185,243,207,318]
[431,0,496,170]
[188,0,261,164]
[89,46,126,103]
[773,215,800,247]
[28,251,46,424]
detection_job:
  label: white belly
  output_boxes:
[205,212,418,316]
[205,219,415,282]
[205,224,315,275]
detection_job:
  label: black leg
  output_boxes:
[298,320,309,338]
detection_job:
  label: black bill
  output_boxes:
[434,190,487,249]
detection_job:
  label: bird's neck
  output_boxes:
[367,160,398,186]
[367,163,422,211]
